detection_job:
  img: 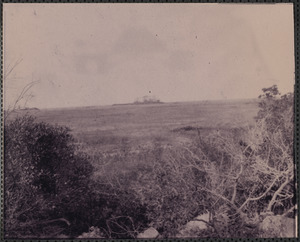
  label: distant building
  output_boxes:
[134,95,161,104]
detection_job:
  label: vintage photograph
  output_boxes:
[2,3,296,239]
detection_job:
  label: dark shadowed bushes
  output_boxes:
[4,115,150,238]
[4,115,94,238]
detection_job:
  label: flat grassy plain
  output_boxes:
[13,99,259,157]
[10,99,257,193]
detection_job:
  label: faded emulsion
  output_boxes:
[2,3,296,239]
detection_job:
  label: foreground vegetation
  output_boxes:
[4,86,295,238]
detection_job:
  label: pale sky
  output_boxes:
[3,3,294,109]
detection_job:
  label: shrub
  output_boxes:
[128,145,209,237]
[4,115,93,238]
[137,85,294,238]
[250,85,294,214]
[84,182,149,239]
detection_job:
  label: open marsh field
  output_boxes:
[14,99,260,154]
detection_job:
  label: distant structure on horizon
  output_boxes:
[134,95,162,104]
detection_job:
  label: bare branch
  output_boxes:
[266,175,293,211]
[201,187,240,212]
[239,175,279,211]
[4,58,23,80]
[283,205,296,217]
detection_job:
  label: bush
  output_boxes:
[85,182,150,239]
[4,115,93,238]
[135,85,294,238]
[251,85,294,214]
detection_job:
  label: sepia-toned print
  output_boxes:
[2,3,296,239]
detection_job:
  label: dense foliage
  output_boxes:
[4,116,94,237]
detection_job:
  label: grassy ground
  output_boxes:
[12,99,259,154]
[8,99,259,181]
